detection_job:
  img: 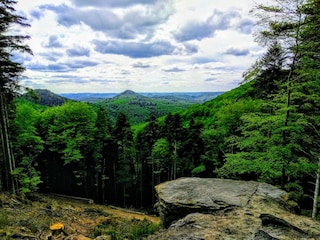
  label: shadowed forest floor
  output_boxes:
[0,193,160,239]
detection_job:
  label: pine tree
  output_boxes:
[296,0,320,218]
[219,0,308,190]
[0,0,32,192]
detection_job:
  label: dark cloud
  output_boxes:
[224,47,250,56]
[27,63,68,72]
[11,53,32,64]
[40,52,64,62]
[132,62,151,68]
[162,67,186,73]
[183,43,199,54]
[43,35,63,48]
[64,60,99,69]
[39,4,121,31]
[29,9,44,20]
[66,47,91,57]
[27,60,99,73]
[237,19,254,34]
[93,40,176,58]
[174,21,214,42]
[173,10,241,42]
[39,2,174,40]
[190,57,218,65]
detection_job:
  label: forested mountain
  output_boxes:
[92,90,195,124]
[60,91,223,103]
[22,89,196,125]
[22,89,69,106]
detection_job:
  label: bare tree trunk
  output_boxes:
[101,157,106,204]
[0,92,17,193]
[173,141,177,180]
[312,157,320,218]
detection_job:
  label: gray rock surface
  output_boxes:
[148,177,320,240]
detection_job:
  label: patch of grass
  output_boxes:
[92,218,160,239]
[0,210,9,228]
[129,218,160,239]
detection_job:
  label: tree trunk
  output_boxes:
[312,157,320,218]
[173,141,177,180]
[101,157,106,204]
[0,93,17,193]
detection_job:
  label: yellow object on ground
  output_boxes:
[50,223,64,231]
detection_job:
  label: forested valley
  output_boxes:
[1,0,320,221]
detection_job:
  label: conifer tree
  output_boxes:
[220,0,307,190]
[296,0,320,218]
[0,0,32,192]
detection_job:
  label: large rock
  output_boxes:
[149,178,320,240]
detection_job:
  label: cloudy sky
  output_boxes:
[15,0,264,93]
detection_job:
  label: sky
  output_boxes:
[14,0,264,93]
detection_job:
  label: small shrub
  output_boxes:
[129,219,160,240]
[93,218,160,240]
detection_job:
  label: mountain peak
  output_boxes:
[121,90,137,95]
[118,90,139,97]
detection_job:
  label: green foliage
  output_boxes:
[93,218,160,240]
[12,101,44,193]
[11,167,42,193]
[45,101,97,164]
[93,92,193,125]
[191,164,206,175]
[284,182,304,203]
[0,209,9,228]
[0,0,32,193]
[22,89,68,106]
[129,219,160,239]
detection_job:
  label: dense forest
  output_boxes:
[23,89,199,125]
[0,0,320,219]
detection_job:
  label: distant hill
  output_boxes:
[93,90,196,125]
[21,89,224,125]
[22,89,70,106]
[115,90,140,98]
[60,91,223,104]
[59,92,118,102]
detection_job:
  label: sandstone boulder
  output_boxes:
[149,177,320,240]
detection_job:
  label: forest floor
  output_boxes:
[0,192,160,239]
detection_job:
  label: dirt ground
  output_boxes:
[0,193,160,239]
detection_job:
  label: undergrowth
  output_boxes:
[93,218,160,239]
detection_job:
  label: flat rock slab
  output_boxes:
[156,178,286,227]
[151,178,320,239]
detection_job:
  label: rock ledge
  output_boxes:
[149,177,320,240]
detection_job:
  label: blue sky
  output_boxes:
[15,0,263,93]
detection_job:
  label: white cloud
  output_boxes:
[15,0,263,93]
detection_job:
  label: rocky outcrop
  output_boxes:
[149,178,320,240]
